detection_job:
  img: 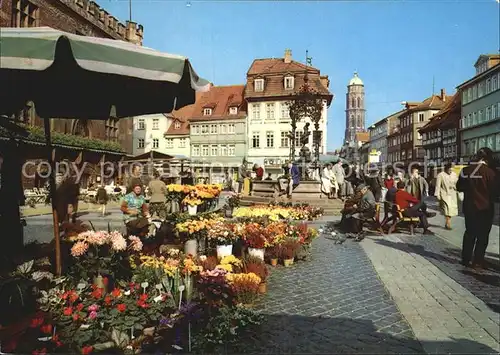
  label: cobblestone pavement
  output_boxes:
[362,235,500,354]
[232,235,425,353]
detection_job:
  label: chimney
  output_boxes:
[440,88,446,101]
[284,49,292,64]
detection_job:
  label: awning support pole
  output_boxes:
[43,117,61,276]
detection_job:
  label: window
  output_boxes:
[479,136,487,149]
[210,145,218,156]
[467,87,472,102]
[220,145,228,156]
[417,132,422,140]
[295,131,303,146]
[486,107,491,121]
[254,79,264,92]
[201,145,209,156]
[152,118,159,130]
[179,138,186,148]
[280,131,289,148]
[281,103,290,119]
[418,113,424,122]
[13,0,39,27]
[137,138,145,148]
[153,138,159,149]
[174,121,181,129]
[478,82,484,97]
[252,132,260,148]
[467,113,472,127]
[486,79,491,94]
[496,133,500,151]
[221,124,227,134]
[473,112,478,125]
[228,124,235,134]
[266,131,274,148]
[493,104,498,119]
[203,108,212,116]
[284,76,294,90]
[472,85,477,100]
[479,110,484,123]
[192,145,200,156]
[138,119,145,130]
[462,91,468,105]
[266,103,275,120]
[252,104,261,120]
[493,75,498,91]
[192,125,200,135]
[408,150,412,159]
[229,107,238,115]
[166,138,173,148]
[201,125,209,134]
[487,135,494,150]
[351,98,356,108]
[210,124,217,134]
[228,145,235,156]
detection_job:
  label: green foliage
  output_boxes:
[0,124,123,152]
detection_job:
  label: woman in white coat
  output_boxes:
[321,163,338,199]
[435,163,458,230]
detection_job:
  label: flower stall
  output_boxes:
[0,202,323,354]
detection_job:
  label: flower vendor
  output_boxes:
[121,183,151,236]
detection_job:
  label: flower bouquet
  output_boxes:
[243,256,268,293]
[207,221,238,258]
[243,223,267,260]
[225,272,261,306]
[280,239,300,267]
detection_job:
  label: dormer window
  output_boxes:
[203,108,212,116]
[174,121,181,129]
[254,79,264,92]
[284,76,294,90]
[229,107,238,115]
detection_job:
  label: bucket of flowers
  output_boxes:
[280,238,300,267]
[182,192,202,215]
[243,223,267,260]
[243,255,269,294]
[224,192,240,218]
[225,272,261,307]
[207,221,238,259]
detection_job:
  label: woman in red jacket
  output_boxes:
[384,173,395,190]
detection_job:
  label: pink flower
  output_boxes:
[109,231,127,251]
[128,236,143,252]
[84,231,109,245]
[87,304,99,312]
[70,241,89,257]
[89,311,97,320]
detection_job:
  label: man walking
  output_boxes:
[148,171,167,219]
[457,147,499,270]
[238,159,247,193]
[435,163,458,230]
[333,161,346,200]
[407,167,429,200]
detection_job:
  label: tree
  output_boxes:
[287,77,324,162]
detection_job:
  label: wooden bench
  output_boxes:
[387,203,420,235]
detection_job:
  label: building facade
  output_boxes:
[368,109,404,164]
[244,49,333,175]
[457,55,500,161]
[420,93,461,166]
[133,114,171,156]
[398,91,449,166]
[1,0,144,155]
[188,85,247,183]
[344,72,366,144]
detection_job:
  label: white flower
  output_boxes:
[199,255,207,261]
[124,290,131,296]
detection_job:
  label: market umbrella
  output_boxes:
[0,27,210,274]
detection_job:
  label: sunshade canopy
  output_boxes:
[0,27,210,119]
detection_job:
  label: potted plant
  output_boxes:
[226,272,261,306]
[244,256,269,294]
[207,222,238,259]
[280,239,299,267]
[176,219,209,256]
[224,192,240,218]
[243,223,267,260]
[266,245,281,266]
[183,192,202,215]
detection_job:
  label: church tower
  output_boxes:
[344,72,366,144]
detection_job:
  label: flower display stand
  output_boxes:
[187,205,198,216]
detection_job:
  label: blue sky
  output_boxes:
[105,0,499,150]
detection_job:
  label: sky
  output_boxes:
[103,0,500,150]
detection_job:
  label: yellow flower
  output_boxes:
[216,263,233,272]
[220,255,242,268]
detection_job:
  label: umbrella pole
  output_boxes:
[43,118,62,276]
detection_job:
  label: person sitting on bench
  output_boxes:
[121,183,151,237]
[394,181,433,235]
[338,184,376,234]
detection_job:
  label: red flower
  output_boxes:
[139,293,148,302]
[104,296,112,305]
[40,324,52,335]
[111,288,121,297]
[137,299,149,308]
[116,303,126,312]
[91,288,103,299]
[52,334,63,347]
[72,314,80,321]
[128,282,136,290]
[102,277,109,286]
[32,348,47,355]
[76,303,84,311]
[29,317,44,328]
[81,345,93,355]
[63,307,73,316]
[69,292,79,303]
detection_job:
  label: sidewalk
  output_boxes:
[21,201,121,217]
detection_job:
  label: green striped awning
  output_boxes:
[0,27,210,91]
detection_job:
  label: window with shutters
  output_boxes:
[13,0,39,27]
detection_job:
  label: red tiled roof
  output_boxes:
[245,58,332,102]
[419,93,460,133]
[164,94,202,135]
[188,85,247,122]
[355,132,369,143]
